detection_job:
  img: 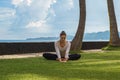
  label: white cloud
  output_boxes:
[26,20,51,33]
[11,0,57,33]
[26,20,46,28]
[12,0,23,7]
[0,12,15,19]
[12,0,32,7]
[62,0,74,10]
[1,0,77,39]
[14,0,57,21]
[27,0,32,6]
[0,7,16,39]
[0,8,16,26]
[68,0,74,9]
[0,8,16,18]
[49,9,56,16]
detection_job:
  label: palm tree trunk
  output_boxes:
[71,0,86,51]
[107,0,120,46]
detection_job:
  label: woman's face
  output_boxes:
[60,35,66,42]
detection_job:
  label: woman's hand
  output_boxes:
[56,58,62,62]
[56,58,68,62]
[61,58,68,62]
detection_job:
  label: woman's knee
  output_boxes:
[43,53,47,57]
[43,53,50,57]
[77,54,81,58]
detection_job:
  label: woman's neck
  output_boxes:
[59,40,66,47]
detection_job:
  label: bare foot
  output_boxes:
[61,60,67,62]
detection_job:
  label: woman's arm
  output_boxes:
[65,41,71,59]
[54,41,61,59]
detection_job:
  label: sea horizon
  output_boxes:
[0,39,109,43]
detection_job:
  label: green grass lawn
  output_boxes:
[0,51,120,80]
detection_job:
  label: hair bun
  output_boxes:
[60,31,66,36]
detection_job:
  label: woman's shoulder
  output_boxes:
[66,41,71,45]
[55,40,59,44]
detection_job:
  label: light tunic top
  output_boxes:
[54,41,71,59]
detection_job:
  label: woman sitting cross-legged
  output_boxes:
[43,31,81,62]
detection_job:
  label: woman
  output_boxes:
[43,31,81,62]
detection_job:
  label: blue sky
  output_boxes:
[0,0,120,40]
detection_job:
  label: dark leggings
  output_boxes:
[43,53,81,60]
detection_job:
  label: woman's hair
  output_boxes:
[60,31,66,36]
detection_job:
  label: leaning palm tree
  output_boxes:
[107,0,120,46]
[71,0,86,51]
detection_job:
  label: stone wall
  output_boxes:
[0,41,109,55]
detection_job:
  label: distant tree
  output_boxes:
[71,0,86,51]
[107,0,120,46]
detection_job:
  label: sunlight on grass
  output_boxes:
[5,74,89,80]
[0,51,120,80]
[83,60,120,65]
[102,45,120,51]
[5,74,48,80]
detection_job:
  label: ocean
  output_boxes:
[0,40,56,43]
[0,39,109,43]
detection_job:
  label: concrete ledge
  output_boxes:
[0,41,109,55]
[82,41,109,50]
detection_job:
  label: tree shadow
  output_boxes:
[0,57,120,80]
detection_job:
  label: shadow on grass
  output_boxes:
[102,45,120,51]
[0,53,120,80]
